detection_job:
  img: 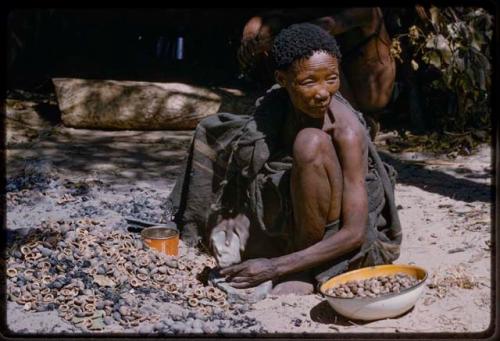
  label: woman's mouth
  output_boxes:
[313,100,330,109]
[313,103,329,109]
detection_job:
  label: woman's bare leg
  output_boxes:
[272,128,343,295]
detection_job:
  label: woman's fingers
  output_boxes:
[228,281,252,289]
[219,266,234,276]
[228,276,250,283]
[220,262,244,276]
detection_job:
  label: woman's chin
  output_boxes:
[306,108,328,118]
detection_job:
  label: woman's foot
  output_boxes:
[271,280,314,295]
[271,271,315,295]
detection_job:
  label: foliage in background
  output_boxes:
[389,7,493,155]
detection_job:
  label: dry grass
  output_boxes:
[427,265,478,298]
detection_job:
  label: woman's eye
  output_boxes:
[300,80,314,86]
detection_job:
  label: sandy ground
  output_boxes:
[4,98,493,335]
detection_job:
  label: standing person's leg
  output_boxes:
[272,128,343,294]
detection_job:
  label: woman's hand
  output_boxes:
[220,258,278,288]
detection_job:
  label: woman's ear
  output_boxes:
[274,70,287,88]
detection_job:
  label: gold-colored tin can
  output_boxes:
[141,226,179,256]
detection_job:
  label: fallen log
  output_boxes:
[52,78,255,130]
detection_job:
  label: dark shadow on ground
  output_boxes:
[380,151,492,203]
[310,300,353,326]
[34,102,62,125]
[464,173,491,180]
[310,299,418,328]
[7,131,193,186]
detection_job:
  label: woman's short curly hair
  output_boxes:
[271,22,342,71]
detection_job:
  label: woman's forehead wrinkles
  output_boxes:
[292,62,338,78]
[290,52,338,75]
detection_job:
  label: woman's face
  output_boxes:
[276,51,340,119]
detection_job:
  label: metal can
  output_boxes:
[141,226,179,256]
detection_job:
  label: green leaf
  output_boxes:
[431,80,442,89]
[465,68,475,84]
[411,59,419,71]
[435,34,452,64]
[453,51,465,72]
[428,51,442,69]
[469,28,484,51]
[478,69,486,91]
[430,6,441,27]
[476,53,491,72]
[425,34,436,49]
[446,23,459,39]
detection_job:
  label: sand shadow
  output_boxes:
[310,299,417,327]
[7,130,192,187]
[379,151,492,203]
[310,300,353,326]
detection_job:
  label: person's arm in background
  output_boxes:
[237,12,288,76]
[311,8,375,35]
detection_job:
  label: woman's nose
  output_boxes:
[315,88,329,100]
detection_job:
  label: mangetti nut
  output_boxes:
[6,268,18,278]
[188,297,199,307]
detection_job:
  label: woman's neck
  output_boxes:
[293,107,324,129]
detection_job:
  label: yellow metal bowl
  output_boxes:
[319,264,428,321]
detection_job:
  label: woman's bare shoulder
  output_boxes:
[330,95,367,144]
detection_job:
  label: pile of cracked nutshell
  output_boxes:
[6,218,261,333]
[325,273,420,298]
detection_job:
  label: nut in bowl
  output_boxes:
[319,264,427,321]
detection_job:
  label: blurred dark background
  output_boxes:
[6,9,275,91]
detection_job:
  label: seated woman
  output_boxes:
[167,23,402,295]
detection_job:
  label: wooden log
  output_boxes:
[52,78,255,130]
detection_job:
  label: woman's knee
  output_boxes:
[293,128,335,165]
